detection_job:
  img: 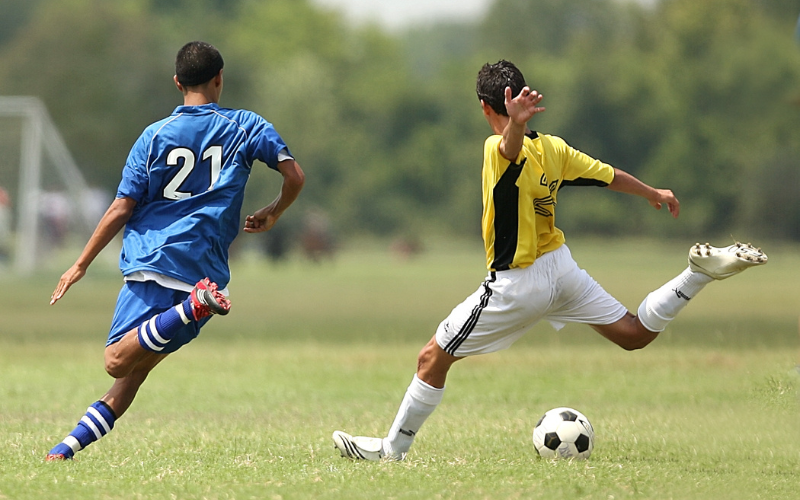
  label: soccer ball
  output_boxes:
[533,407,594,460]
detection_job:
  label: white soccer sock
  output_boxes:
[384,374,444,458]
[637,267,714,332]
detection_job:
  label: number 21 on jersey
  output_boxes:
[163,145,222,200]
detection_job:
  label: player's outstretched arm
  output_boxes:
[607,168,680,218]
[499,86,545,161]
[243,159,305,234]
[50,197,136,305]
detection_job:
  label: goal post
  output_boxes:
[0,96,97,274]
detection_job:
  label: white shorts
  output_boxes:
[436,244,628,357]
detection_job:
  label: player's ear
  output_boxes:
[480,99,493,118]
[173,75,184,93]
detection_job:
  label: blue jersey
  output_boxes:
[116,103,290,288]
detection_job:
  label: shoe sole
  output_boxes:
[198,288,231,316]
[688,242,767,279]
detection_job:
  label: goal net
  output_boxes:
[0,96,104,275]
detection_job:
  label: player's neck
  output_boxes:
[183,92,218,106]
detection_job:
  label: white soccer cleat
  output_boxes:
[688,242,767,280]
[332,431,399,461]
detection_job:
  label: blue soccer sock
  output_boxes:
[137,299,193,352]
[48,401,116,459]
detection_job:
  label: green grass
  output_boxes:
[2,238,799,499]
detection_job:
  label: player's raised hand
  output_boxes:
[50,264,86,305]
[505,86,545,125]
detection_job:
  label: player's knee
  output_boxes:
[105,360,127,378]
[104,352,130,378]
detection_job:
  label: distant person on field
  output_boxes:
[46,41,305,461]
[39,191,72,248]
[300,208,335,262]
[332,60,767,461]
[0,187,10,261]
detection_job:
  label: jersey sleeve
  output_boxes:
[116,131,151,202]
[482,135,510,177]
[248,115,291,171]
[551,135,615,187]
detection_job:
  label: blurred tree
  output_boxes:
[149,0,244,15]
[0,0,174,189]
[0,0,46,46]
[474,0,800,240]
[479,0,632,59]
[638,0,800,237]
[225,0,474,236]
[1,0,799,243]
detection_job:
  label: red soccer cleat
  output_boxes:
[190,278,231,320]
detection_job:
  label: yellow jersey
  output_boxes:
[482,132,615,271]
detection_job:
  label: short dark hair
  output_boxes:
[175,41,224,87]
[476,60,527,116]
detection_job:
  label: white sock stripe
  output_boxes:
[87,407,111,434]
[147,317,169,345]
[63,435,83,453]
[138,326,164,352]
[80,415,103,440]
[176,304,191,324]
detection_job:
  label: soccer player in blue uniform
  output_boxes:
[46,41,305,460]
[332,60,767,461]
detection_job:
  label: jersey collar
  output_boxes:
[172,102,221,115]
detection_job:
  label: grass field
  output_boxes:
[2,238,799,499]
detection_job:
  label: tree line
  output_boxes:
[1,0,799,243]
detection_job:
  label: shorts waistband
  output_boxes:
[489,244,570,277]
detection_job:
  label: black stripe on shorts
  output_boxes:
[444,272,496,355]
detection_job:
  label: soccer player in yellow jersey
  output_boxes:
[332,60,767,461]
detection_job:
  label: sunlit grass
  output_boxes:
[2,238,799,499]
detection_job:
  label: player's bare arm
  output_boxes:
[50,197,136,305]
[499,86,545,161]
[243,159,305,233]
[607,168,680,218]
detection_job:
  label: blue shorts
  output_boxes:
[108,281,211,353]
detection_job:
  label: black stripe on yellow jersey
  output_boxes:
[481,131,615,271]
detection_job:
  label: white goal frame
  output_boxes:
[0,96,96,274]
